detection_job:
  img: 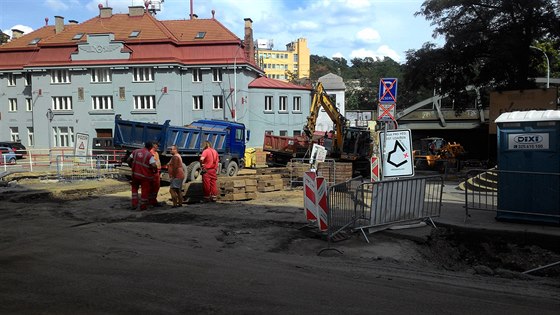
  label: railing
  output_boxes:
[55,154,120,181]
[465,169,560,224]
[326,175,444,243]
[0,148,127,174]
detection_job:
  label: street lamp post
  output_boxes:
[530,46,550,89]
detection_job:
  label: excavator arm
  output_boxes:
[304,82,347,154]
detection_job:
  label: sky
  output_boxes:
[0,0,444,64]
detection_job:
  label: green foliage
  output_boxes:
[310,54,431,111]
[0,30,9,45]
[405,0,560,110]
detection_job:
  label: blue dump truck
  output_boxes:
[113,115,248,182]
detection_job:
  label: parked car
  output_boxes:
[0,141,27,159]
[0,146,17,164]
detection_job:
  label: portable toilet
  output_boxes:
[495,110,560,224]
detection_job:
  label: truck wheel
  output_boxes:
[181,163,188,188]
[226,160,239,177]
[187,161,202,182]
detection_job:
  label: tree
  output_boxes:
[405,0,560,110]
[0,30,9,45]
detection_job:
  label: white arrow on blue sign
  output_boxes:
[378,78,398,103]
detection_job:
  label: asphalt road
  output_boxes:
[1,185,558,315]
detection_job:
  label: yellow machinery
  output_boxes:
[303,82,372,161]
[413,137,465,171]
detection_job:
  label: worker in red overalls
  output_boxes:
[149,142,162,207]
[127,141,157,211]
[200,140,219,202]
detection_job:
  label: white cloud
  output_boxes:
[291,20,319,31]
[343,0,372,9]
[4,25,34,38]
[350,45,401,62]
[332,52,345,59]
[377,45,401,62]
[356,28,380,43]
[45,0,69,11]
[350,48,376,59]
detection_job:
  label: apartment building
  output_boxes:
[255,38,310,82]
[0,7,311,149]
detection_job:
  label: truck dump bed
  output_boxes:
[114,116,231,154]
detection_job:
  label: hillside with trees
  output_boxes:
[309,0,559,113]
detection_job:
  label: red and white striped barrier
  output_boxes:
[303,171,318,222]
[371,155,380,182]
[316,176,329,231]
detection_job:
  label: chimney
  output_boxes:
[100,6,113,18]
[11,29,24,39]
[129,6,145,17]
[244,18,255,64]
[55,16,64,34]
[69,20,79,25]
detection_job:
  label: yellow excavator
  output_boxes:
[264,82,372,173]
[413,137,465,171]
[303,82,372,162]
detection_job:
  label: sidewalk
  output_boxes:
[435,180,560,241]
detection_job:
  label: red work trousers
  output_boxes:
[131,177,151,210]
[202,168,218,200]
[149,171,161,205]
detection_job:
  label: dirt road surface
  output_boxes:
[0,178,559,314]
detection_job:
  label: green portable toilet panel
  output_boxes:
[495,110,560,224]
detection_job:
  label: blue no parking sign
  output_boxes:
[378,78,398,103]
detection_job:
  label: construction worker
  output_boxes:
[200,141,219,202]
[127,141,157,211]
[149,141,162,207]
[167,145,185,207]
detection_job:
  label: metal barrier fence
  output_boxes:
[55,155,120,181]
[289,158,337,187]
[326,175,444,243]
[465,169,560,224]
[0,148,127,173]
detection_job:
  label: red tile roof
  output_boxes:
[0,11,259,70]
[249,76,312,90]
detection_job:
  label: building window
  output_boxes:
[7,73,16,86]
[26,98,32,112]
[119,87,126,100]
[51,69,71,84]
[265,130,273,135]
[212,68,222,82]
[293,54,299,62]
[27,127,34,146]
[8,98,17,112]
[279,96,287,112]
[53,126,74,147]
[329,93,337,105]
[265,96,273,112]
[24,73,31,86]
[92,96,114,110]
[213,95,223,110]
[192,69,202,82]
[193,95,203,110]
[279,130,288,136]
[133,67,153,82]
[293,96,301,112]
[91,68,112,83]
[293,130,302,136]
[52,96,73,111]
[133,95,156,110]
[10,127,19,141]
